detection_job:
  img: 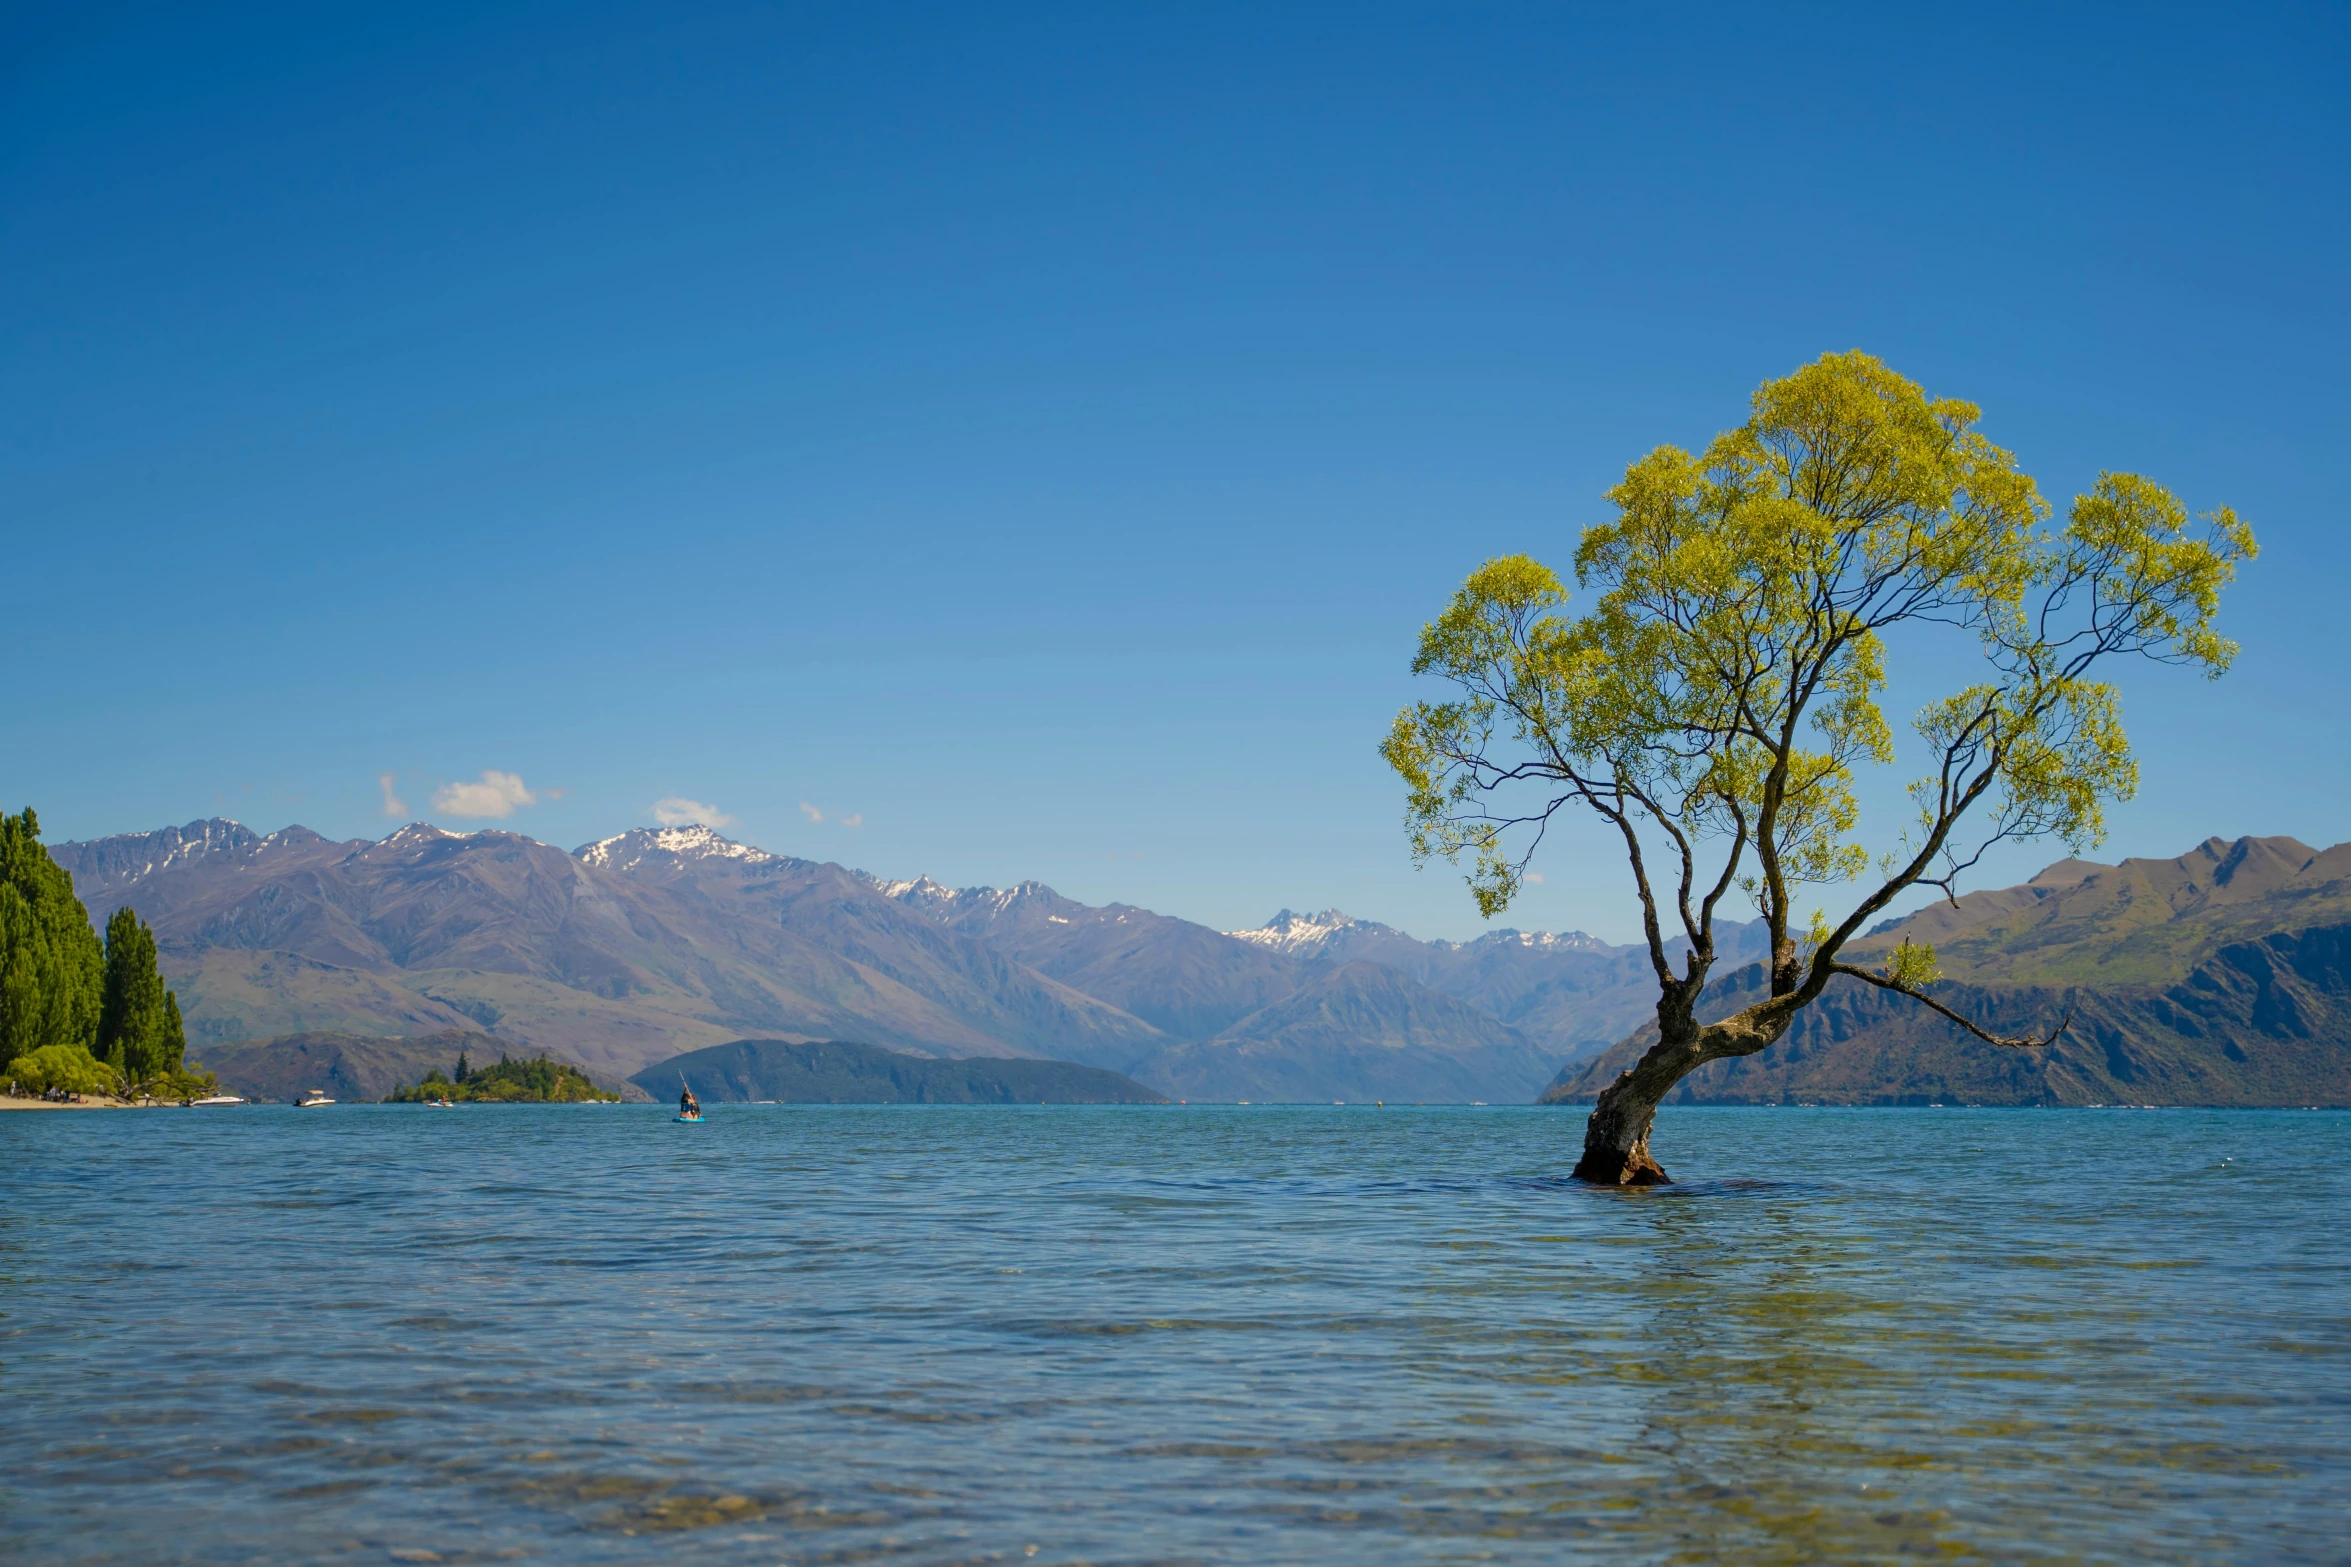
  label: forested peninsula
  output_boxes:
[3,807,213,1101]
[386,1051,620,1102]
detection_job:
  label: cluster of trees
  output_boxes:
[2,807,210,1099]
[386,1051,619,1103]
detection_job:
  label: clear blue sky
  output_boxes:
[5,4,2345,943]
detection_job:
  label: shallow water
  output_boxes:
[1,1105,2343,1564]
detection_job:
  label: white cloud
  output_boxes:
[1525,871,1546,885]
[377,773,408,818]
[799,801,824,823]
[653,796,735,828]
[840,813,863,829]
[432,770,537,820]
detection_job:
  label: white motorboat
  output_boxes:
[294,1090,336,1108]
[185,1094,246,1107]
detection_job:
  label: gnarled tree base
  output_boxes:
[1572,1142,1670,1185]
[1572,1083,1672,1185]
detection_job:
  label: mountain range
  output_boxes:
[54,819,2351,1107]
[49,819,1678,1102]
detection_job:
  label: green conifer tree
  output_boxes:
[161,990,186,1075]
[0,807,105,1065]
[98,907,177,1085]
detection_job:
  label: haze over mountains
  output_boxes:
[50,819,1677,1103]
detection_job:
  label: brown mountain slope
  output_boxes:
[1544,923,2351,1108]
[1851,835,2351,986]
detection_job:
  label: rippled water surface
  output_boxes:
[3,1105,2345,1564]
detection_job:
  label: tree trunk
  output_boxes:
[1570,1032,1693,1185]
[1571,996,1801,1186]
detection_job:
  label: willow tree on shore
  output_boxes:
[1384,352,2254,1184]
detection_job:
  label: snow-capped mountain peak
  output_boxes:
[379,822,463,846]
[1465,926,1611,953]
[575,824,778,871]
[861,874,1069,923]
[1226,908,1387,953]
[1230,908,1609,955]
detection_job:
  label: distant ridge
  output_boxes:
[639,1038,1167,1105]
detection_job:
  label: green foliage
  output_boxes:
[5,1042,117,1097]
[98,906,184,1088]
[0,807,105,1063]
[385,1052,618,1103]
[143,1060,220,1101]
[1387,351,2254,1011]
[1880,938,1942,989]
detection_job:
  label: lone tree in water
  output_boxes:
[1384,352,2254,1184]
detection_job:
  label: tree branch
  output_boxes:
[1828,962,2072,1050]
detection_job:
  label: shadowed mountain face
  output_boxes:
[1549,839,2351,1110]
[1547,922,2351,1108]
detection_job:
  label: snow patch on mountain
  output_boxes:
[1463,927,1613,953]
[862,874,1066,922]
[575,824,779,871]
[1226,908,1390,953]
[1230,907,1610,954]
[381,822,463,846]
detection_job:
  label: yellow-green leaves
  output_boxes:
[1881,938,1942,989]
[2059,473,2255,678]
[1385,350,2254,987]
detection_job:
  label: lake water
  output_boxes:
[2,1105,2344,1565]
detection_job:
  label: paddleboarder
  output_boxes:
[678,1080,701,1119]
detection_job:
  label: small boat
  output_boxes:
[185,1094,246,1107]
[429,1097,454,1108]
[294,1090,336,1108]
